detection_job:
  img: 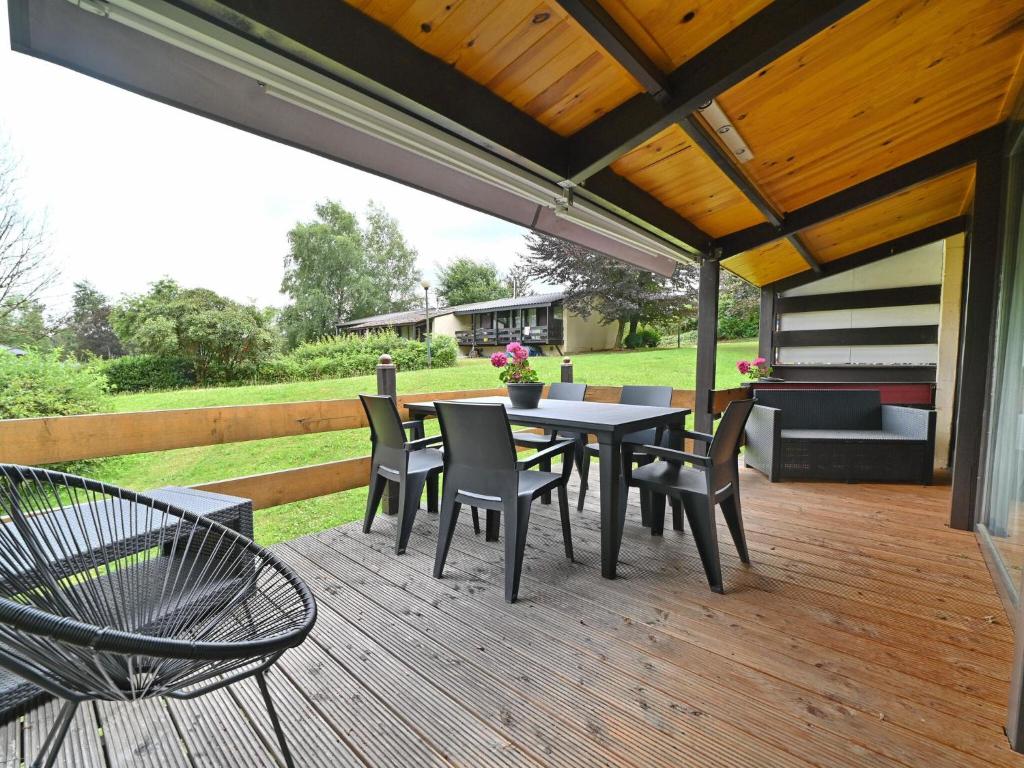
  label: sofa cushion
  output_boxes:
[754,389,882,430]
[781,429,925,442]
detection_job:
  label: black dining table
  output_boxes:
[404,395,690,579]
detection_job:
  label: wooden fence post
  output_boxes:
[375,354,398,515]
[376,354,397,398]
[561,357,573,383]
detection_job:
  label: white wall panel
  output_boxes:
[778,344,939,365]
[778,304,940,331]
[780,242,944,297]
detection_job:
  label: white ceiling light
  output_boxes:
[68,0,694,266]
[697,99,754,164]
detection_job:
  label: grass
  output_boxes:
[92,340,757,546]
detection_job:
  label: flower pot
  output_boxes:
[507,382,544,409]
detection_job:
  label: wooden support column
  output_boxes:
[949,150,1007,530]
[695,258,720,434]
[758,287,775,362]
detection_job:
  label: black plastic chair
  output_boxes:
[512,382,587,502]
[361,394,444,555]
[433,401,574,603]
[576,385,675,512]
[627,399,756,593]
[0,464,317,768]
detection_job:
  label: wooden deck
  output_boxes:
[2,468,1020,767]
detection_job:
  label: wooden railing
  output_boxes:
[0,356,747,511]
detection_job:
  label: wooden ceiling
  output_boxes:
[341,0,1024,285]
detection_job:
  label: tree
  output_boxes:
[280,200,422,347]
[522,232,698,347]
[436,257,509,307]
[0,140,56,324]
[0,296,48,349]
[112,279,278,385]
[717,272,760,339]
[362,201,421,312]
[65,281,123,359]
[504,260,534,298]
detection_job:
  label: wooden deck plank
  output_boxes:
[285,534,818,768]
[22,700,105,768]
[165,687,278,768]
[373,514,1012,768]
[8,467,1022,767]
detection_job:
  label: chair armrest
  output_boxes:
[636,444,710,466]
[744,404,781,479]
[402,419,425,440]
[881,405,935,441]
[516,439,574,470]
[684,429,714,444]
[405,435,443,451]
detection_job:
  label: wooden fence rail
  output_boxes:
[0,356,748,510]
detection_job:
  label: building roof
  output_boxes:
[448,292,564,316]
[340,292,565,329]
[0,345,26,357]
[338,308,429,331]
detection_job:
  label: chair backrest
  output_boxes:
[754,389,882,430]
[435,401,518,499]
[547,382,587,401]
[619,385,674,445]
[709,399,756,467]
[360,394,407,449]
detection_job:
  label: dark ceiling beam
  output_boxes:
[718,125,1004,257]
[203,0,713,255]
[565,0,871,183]
[766,216,968,292]
[557,0,669,97]
[787,235,823,274]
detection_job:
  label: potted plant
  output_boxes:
[736,356,781,382]
[492,342,544,408]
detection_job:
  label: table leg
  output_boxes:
[598,435,623,579]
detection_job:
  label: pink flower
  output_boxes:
[506,341,529,362]
[753,357,766,366]
[490,352,508,368]
[737,360,751,374]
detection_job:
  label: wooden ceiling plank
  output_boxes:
[563,0,871,183]
[719,125,1002,258]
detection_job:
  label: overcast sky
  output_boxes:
[0,0,532,314]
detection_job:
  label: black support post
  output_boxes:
[376,354,397,399]
[949,150,1007,531]
[758,288,775,363]
[561,357,574,383]
[695,258,720,434]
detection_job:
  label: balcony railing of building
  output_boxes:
[454,326,560,346]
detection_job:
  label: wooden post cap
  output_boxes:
[562,357,572,364]
[378,354,393,365]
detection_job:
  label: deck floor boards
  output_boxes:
[7,468,1023,767]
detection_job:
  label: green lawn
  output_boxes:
[94,340,756,545]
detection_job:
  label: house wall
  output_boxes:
[430,312,465,338]
[935,233,965,469]
[564,310,618,354]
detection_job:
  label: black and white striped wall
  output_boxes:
[771,242,943,372]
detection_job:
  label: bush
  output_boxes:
[0,349,108,419]
[99,354,196,393]
[624,327,661,349]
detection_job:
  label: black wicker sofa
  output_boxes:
[743,389,936,484]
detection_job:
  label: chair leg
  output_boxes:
[576,448,591,512]
[540,451,552,505]
[671,498,685,532]
[557,484,574,561]
[720,492,750,564]
[683,496,724,594]
[256,671,295,768]
[649,492,666,536]
[427,473,439,513]
[433,486,461,578]
[639,488,652,527]
[471,506,480,535]
[32,699,78,768]
[485,509,500,542]
[363,472,387,533]
[504,499,532,603]
[395,475,427,555]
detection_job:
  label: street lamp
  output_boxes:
[421,278,432,368]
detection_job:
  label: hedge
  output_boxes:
[0,349,108,420]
